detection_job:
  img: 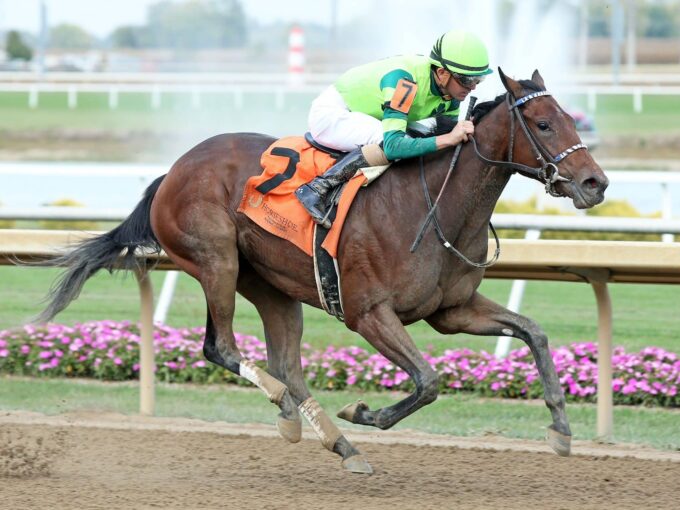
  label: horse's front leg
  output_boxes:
[426,291,572,456]
[339,303,440,430]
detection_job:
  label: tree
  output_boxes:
[110,25,151,48]
[642,4,679,38]
[587,1,611,37]
[49,23,94,50]
[6,31,33,61]
[145,0,247,49]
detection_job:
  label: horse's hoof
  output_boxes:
[547,426,572,457]
[341,454,373,475]
[337,400,368,423]
[277,416,302,443]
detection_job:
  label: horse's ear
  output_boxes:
[498,67,523,99]
[531,69,546,90]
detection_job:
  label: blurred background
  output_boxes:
[0,0,679,215]
[2,2,679,449]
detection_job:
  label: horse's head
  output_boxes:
[498,68,608,209]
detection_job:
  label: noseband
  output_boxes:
[470,91,588,197]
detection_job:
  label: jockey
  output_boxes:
[296,29,492,228]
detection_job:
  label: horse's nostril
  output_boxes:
[583,177,600,190]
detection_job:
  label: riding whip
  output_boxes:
[410,96,477,253]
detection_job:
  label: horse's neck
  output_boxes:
[439,106,513,232]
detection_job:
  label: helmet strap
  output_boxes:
[433,67,452,100]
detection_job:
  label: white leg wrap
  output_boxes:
[239,360,287,405]
[298,397,342,451]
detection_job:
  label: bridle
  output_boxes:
[470,91,588,197]
[415,89,589,268]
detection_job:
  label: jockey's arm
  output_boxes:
[383,110,472,160]
[380,73,471,161]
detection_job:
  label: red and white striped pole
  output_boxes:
[288,25,305,86]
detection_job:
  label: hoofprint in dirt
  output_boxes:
[0,412,678,510]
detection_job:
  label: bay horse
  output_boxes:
[38,69,608,474]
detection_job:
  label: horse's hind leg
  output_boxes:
[339,303,440,430]
[192,224,299,442]
[426,291,571,456]
[237,271,372,474]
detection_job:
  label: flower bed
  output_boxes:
[1,321,678,407]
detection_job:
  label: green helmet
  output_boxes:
[429,30,493,76]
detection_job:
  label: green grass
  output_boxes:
[1,265,679,355]
[567,93,680,134]
[1,90,679,136]
[1,376,678,450]
[0,91,312,135]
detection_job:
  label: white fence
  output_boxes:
[2,163,678,220]
[1,72,680,113]
[3,71,680,85]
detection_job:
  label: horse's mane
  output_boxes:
[471,79,545,125]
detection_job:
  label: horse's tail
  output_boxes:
[35,175,166,324]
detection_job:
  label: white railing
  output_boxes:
[1,164,678,226]
[2,71,680,86]
[0,71,340,85]
[1,79,679,113]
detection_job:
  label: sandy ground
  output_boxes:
[1,411,678,510]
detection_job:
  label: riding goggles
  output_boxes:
[451,72,486,89]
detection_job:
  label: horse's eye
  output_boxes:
[537,121,550,131]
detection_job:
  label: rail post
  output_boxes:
[135,269,156,416]
[565,267,613,440]
[592,280,613,440]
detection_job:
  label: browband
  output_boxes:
[511,90,552,108]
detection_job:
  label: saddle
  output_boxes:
[304,132,348,160]
[238,134,369,321]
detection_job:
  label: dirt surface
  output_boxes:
[0,411,678,510]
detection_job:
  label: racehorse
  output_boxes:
[37,69,608,474]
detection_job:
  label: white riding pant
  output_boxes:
[308,85,383,152]
[308,85,438,153]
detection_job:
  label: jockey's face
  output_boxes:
[435,67,476,102]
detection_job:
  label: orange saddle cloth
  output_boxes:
[237,136,367,258]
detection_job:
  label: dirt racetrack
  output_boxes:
[1,411,679,510]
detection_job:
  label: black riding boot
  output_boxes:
[295,148,368,229]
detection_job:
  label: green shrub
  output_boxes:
[494,196,662,241]
[38,198,99,231]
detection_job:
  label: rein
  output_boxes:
[412,90,589,267]
[417,155,502,268]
